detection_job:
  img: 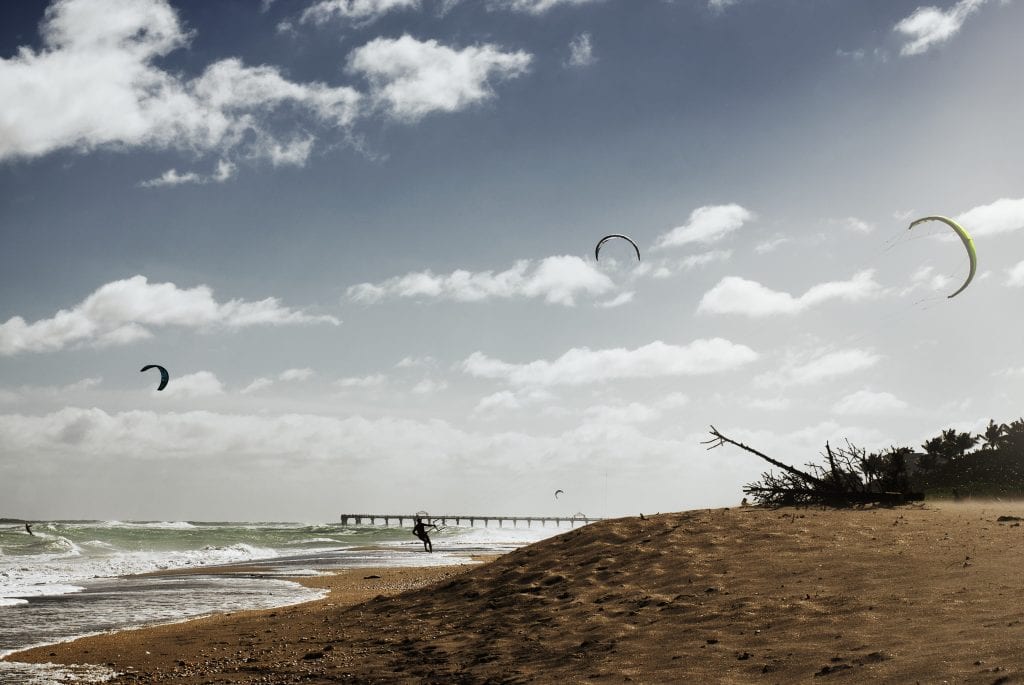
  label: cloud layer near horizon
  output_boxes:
[0,276,338,355]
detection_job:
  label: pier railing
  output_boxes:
[339,513,602,528]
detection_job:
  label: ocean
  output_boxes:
[0,519,562,684]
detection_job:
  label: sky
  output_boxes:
[2,0,1023,522]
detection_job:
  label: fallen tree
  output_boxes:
[702,425,924,507]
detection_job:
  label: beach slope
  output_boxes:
[10,504,1024,683]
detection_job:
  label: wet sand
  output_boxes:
[8,503,1024,683]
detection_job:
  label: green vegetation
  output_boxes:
[911,419,1024,498]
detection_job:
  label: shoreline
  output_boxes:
[5,557,495,680]
[9,504,1024,682]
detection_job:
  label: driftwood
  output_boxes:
[703,425,923,507]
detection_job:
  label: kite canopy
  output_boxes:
[554,489,564,499]
[595,234,641,262]
[908,215,977,299]
[140,364,169,391]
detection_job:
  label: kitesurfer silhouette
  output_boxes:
[25,522,33,536]
[412,516,436,553]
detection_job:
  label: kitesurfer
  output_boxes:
[25,522,33,536]
[412,517,436,553]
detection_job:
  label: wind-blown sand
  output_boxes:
[8,503,1024,683]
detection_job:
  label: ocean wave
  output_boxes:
[284,537,342,546]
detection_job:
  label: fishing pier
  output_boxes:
[339,513,602,528]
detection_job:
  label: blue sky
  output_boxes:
[2,0,1023,521]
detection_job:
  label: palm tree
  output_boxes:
[981,420,1004,452]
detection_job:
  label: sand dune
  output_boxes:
[10,503,1024,683]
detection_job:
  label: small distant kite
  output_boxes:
[594,234,641,262]
[907,215,977,299]
[554,489,564,499]
[140,364,169,391]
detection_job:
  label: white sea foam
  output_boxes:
[0,543,278,604]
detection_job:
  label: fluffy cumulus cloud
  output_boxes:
[279,368,315,382]
[566,32,596,67]
[756,348,880,388]
[0,0,361,165]
[697,270,880,317]
[0,275,339,355]
[462,338,758,387]
[894,0,988,56]
[160,371,224,398]
[347,256,615,306]
[300,0,419,26]
[347,35,531,122]
[654,204,755,250]
[956,197,1024,237]
[832,389,908,416]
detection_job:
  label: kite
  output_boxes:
[595,234,641,262]
[140,364,169,391]
[908,215,977,298]
[554,489,564,499]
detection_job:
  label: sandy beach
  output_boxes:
[8,503,1024,683]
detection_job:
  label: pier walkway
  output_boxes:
[339,513,602,528]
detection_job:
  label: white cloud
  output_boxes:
[161,371,224,398]
[411,378,448,394]
[239,368,313,394]
[756,348,880,388]
[488,0,603,13]
[300,0,419,26]
[680,249,732,269]
[139,160,236,188]
[1005,261,1024,287]
[0,275,339,355]
[335,374,388,388]
[347,256,615,306]
[956,197,1024,237]
[279,368,314,382]
[347,35,531,122]
[746,396,791,411]
[581,393,690,425]
[566,32,596,68]
[654,204,755,249]
[903,265,952,295]
[0,0,361,166]
[708,0,740,11]
[754,235,790,254]
[241,377,274,394]
[832,389,908,416]
[473,387,555,414]
[596,292,634,308]
[895,0,988,56]
[697,270,880,317]
[462,338,758,387]
[0,378,103,404]
[841,217,875,234]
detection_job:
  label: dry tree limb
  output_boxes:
[702,425,827,489]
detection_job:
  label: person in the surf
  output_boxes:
[24,522,33,536]
[412,517,436,553]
